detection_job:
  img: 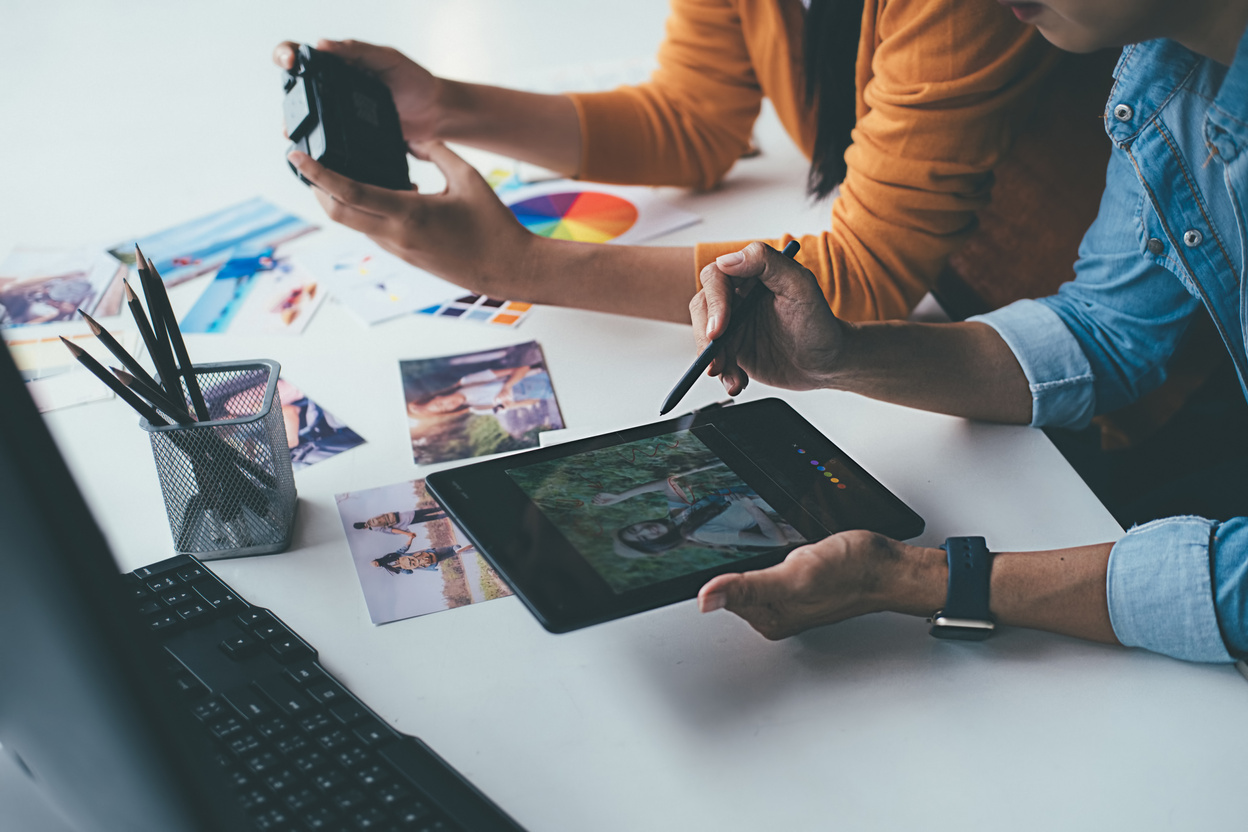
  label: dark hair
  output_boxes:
[616,496,742,555]
[353,522,366,530]
[373,550,411,575]
[803,0,866,200]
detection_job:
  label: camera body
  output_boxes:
[283,44,410,191]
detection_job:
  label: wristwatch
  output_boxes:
[928,536,995,640]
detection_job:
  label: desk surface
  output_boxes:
[3,2,1247,830]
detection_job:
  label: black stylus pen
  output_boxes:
[659,240,800,415]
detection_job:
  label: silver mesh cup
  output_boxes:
[141,359,298,560]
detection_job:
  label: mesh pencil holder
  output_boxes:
[141,359,298,560]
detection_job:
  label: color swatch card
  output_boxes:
[292,234,462,326]
[500,180,700,246]
[7,329,139,412]
[415,294,533,328]
[180,251,325,336]
[109,197,317,288]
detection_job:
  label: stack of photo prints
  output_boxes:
[3,183,693,625]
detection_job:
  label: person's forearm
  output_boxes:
[829,321,1033,423]
[435,81,582,176]
[886,542,1119,645]
[506,237,695,322]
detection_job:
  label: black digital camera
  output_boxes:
[282,44,411,191]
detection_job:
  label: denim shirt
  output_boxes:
[972,26,1248,663]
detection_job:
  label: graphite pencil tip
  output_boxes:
[123,279,138,302]
[58,336,84,357]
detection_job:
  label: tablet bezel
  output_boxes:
[426,398,923,633]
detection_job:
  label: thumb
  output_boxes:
[716,240,819,305]
[698,564,791,613]
[411,141,480,188]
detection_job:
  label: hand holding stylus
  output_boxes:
[688,241,845,397]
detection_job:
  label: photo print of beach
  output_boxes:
[507,430,805,594]
[335,478,512,624]
[400,340,565,465]
[108,196,316,288]
[180,250,326,336]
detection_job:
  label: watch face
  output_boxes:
[929,623,994,642]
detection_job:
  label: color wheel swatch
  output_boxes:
[510,191,638,243]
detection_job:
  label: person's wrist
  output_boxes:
[429,77,470,141]
[804,319,854,391]
[873,542,948,617]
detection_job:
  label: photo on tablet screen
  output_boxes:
[506,430,805,593]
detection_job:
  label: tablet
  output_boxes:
[425,398,923,633]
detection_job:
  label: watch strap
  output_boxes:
[942,536,993,621]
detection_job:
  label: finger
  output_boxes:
[698,266,737,343]
[716,240,822,304]
[410,141,480,188]
[688,290,711,353]
[310,187,388,237]
[272,41,299,70]
[288,151,406,214]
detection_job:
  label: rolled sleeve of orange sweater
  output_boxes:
[565,0,1057,322]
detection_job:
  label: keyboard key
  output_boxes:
[284,661,325,686]
[175,564,206,582]
[250,806,292,831]
[300,806,340,830]
[228,733,263,757]
[192,699,226,722]
[283,785,321,812]
[160,588,195,606]
[268,637,313,663]
[194,581,239,610]
[299,712,334,735]
[147,575,179,593]
[244,751,281,774]
[256,716,292,739]
[148,612,180,632]
[331,788,368,812]
[173,673,206,697]
[176,601,211,622]
[253,622,288,641]
[137,599,162,616]
[335,746,369,769]
[264,767,298,794]
[225,687,274,721]
[221,633,260,659]
[275,734,310,757]
[238,786,270,811]
[313,768,348,793]
[353,724,393,748]
[394,802,433,826]
[329,702,367,726]
[237,609,273,628]
[317,729,353,751]
[291,749,329,774]
[354,763,391,789]
[307,683,347,706]
[375,782,409,806]
[254,676,313,716]
[210,715,245,741]
[349,806,389,829]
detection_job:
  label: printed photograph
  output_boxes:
[507,430,804,594]
[0,247,126,328]
[109,196,317,288]
[180,250,325,336]
[401,340,565,465]
[204,376,365,472]
[335,478,512,625]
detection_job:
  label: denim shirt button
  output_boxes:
[1146,237,1165,255]
[1114,103,1134,122]
[1183,229,1203,247]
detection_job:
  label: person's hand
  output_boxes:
[287,142,536,298]
[697,530,945,639]
[273,39,443,146]
[690,242,846,396]
[592,492,625,506]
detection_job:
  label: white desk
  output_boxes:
[3,3,1247,830]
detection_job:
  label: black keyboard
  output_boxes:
[125,555,524,832]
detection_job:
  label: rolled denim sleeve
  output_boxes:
[969,299,1096,429]
[1107,516,1234,663]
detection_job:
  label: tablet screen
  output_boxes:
[506,427,807,594]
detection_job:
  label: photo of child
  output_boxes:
[335,479,512,625]
[400,340,565,465]
[507,429,804,593]
[0,247,126,328]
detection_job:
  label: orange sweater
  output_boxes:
[566,0,1057,321]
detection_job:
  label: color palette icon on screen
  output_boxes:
[509,191,639,243]
[796,447,846,488]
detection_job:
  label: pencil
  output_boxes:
[134,247,180,400]
[123,279,180,404]
[111,368,196,425]
[659,240,801,416]
[141,252,210,422]
[78,309,164,395]
[60,337,167,425]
